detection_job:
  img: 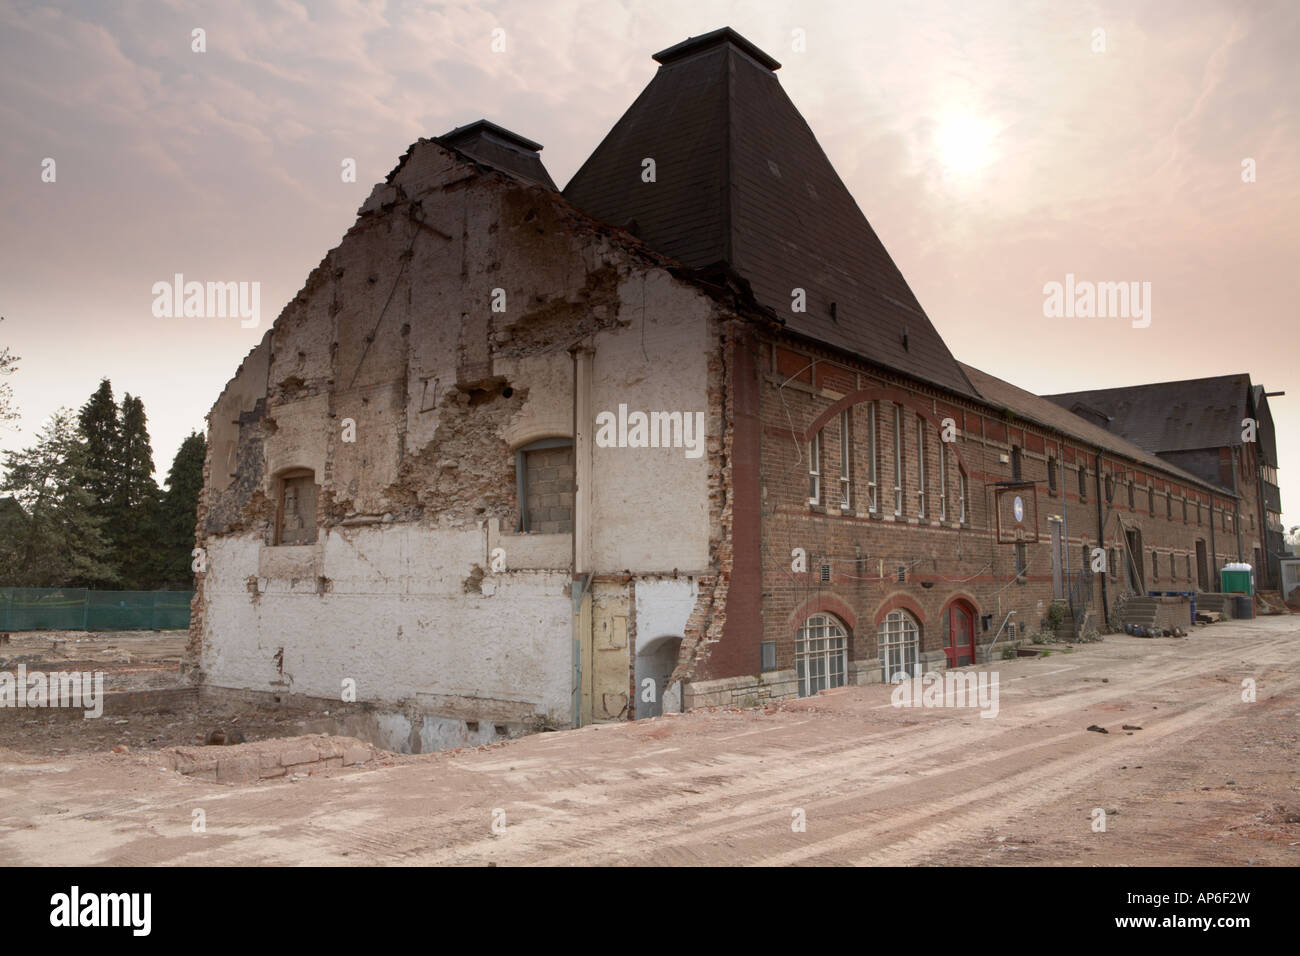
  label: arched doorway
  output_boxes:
[634,635,682,719]
[944,600,976,667]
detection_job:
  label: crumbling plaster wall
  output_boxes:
[190,136,726,731]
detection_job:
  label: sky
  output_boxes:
[1,0,1297,528]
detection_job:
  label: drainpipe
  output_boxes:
[1256,461,1272,589]
[1060,449,1069,591]
[1094,451,1109,629]
[1208,492,1218,592]
[570,343,596,729]
[1232,448,1244,562]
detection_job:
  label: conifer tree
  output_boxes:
[0,410,115,587]
[158,431,206,587]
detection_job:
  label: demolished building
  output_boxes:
[189,28,1279,751]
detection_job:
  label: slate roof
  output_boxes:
[1044,375,1252,454]
[962,364,1231,494]
[563,27,975,398]
[437,120,557,190]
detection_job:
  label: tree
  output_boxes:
[105,393,162,588]
[0,410,115,587]
[77,378,118,509]
[157,431,207,586]
[0,316,18,428]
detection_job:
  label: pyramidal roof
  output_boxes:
[437,120,557,190]
[564,27,974,397]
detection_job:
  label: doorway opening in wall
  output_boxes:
[1049,517,1065,600]
[879,609,920,682]
[634,635,683,719]
[1126,527,1144,592]
[944,601,976,667]
[795,614,847,697]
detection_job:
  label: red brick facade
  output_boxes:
[687,332,1264,700]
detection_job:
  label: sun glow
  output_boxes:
[934,111,998,178]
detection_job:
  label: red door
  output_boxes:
[946,603,975,667]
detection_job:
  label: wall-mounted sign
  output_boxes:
[995,483,1039,543]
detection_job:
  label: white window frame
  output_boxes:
[867,402,878,513]
[915,416,927,518]
[893,404,903,515]
[938,434,948,521]
[839,409,852,510]
[795,614,848,698]
[808,431,821,506]
[879,610,920,682]
[958,467,968,524]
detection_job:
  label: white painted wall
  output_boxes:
[589,272,713,573]
[634,578,697,651]
[200,525,573,726]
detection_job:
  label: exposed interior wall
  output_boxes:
[190,137,727,736]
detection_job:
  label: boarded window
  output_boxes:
[519,439,574,534]
[276,470,318,546]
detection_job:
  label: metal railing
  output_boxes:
[1067,568,1094,636]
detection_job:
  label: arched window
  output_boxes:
[879,609,920,682]
[795,613,848,697]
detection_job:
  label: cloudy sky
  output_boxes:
[1,0,1297,528]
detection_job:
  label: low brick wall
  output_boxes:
[685,656,895,710]
[154,734,376,784]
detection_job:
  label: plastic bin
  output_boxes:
[1234,594,1255,620]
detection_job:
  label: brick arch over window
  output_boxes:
[787,594,858,634]
[799,386,973,477]
[873,592,926,629]
[939,593,980,620]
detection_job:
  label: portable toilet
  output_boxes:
[1220,562,1254,595]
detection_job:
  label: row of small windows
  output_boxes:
[1041,454,1234,530]
[809,403,967,523]
[1093,545,1200,585]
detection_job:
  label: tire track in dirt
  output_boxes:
[401,631,1294,865]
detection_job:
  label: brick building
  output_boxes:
[191,28,1275,746]
[1046,377,1284,592]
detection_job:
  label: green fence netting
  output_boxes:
[0,588,193,631]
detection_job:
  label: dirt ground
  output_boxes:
[1,616,1297,866]
[0,630,320,753]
